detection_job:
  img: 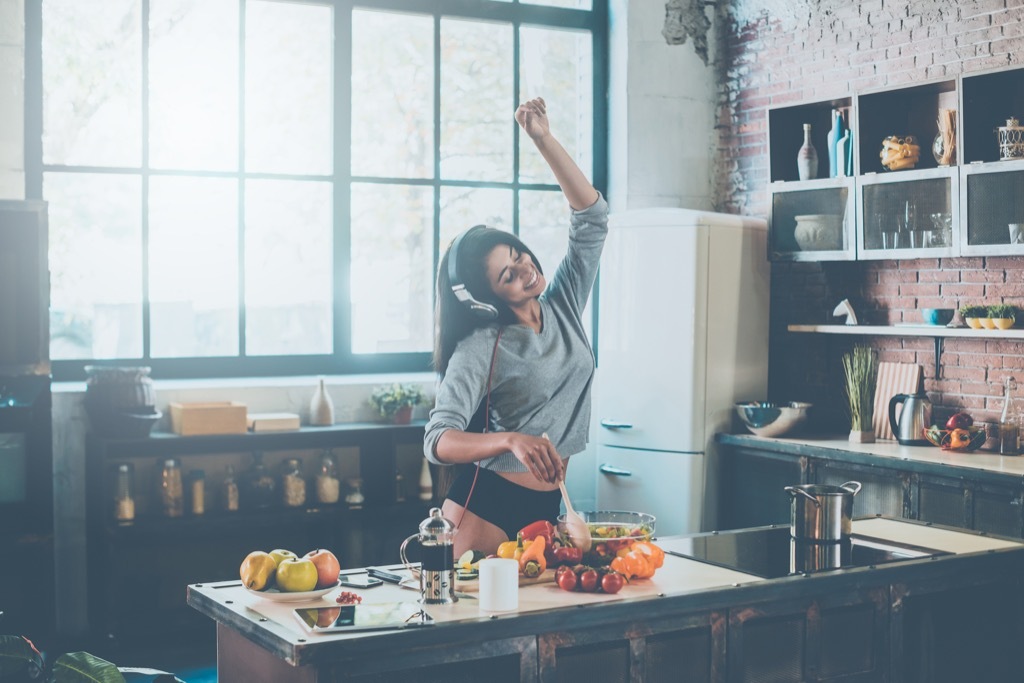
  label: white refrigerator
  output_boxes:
[594,208,770,536]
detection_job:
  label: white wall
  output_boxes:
[0,0,25,199]
[607,0,717,212]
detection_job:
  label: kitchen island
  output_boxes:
[188,517,1024,682]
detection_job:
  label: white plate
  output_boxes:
[244,581,338,602]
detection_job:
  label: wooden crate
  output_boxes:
[169,402,248,436]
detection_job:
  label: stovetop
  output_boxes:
[666,525,951,579]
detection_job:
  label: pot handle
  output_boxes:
[840,481,862,496]
[785,486,821,507]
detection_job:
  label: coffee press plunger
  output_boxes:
[400,507,458,604]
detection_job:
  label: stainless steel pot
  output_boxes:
[784,481,862,542]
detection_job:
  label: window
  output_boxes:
[27,0,607,380]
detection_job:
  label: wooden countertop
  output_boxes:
[716,432,1024,483]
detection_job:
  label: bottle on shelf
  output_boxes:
[281,457,307,508]
[418,458,433,502]
[188,469,206,516]
[221,464,240,512]
[315,450,340,504]
[345,478,365,508]
[999,377,1019,456]
[240,452,277,509]
[113,462,135,522]
[797,123,818,181]
[160,458,184,518]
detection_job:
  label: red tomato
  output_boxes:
[556,568,578,592]
[600,572,624,594]
[579,568,599,593]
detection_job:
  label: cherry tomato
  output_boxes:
[556,568,578,592]
[600,572,624,594]
[579,568,599,593]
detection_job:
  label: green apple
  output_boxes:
[276,557,318,592]
[268,549,298,568]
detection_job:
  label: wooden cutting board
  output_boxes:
[455,571,556,593]
[873,362,923,440]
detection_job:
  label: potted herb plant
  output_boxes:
[370,383,425,424]
[959,304,987,330]
[842,345,878,443]
[988,303,1017,330]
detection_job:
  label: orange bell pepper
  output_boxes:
[519,535,547,576]
[610,541,665,579]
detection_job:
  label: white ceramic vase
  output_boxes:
[309,377,335,426]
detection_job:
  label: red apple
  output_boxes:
[304,548,341,589]
[945,412,974,430]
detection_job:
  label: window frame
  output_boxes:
[24,0,608,382]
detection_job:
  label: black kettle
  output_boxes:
[889,392,932,445]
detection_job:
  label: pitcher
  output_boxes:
[400,507,458,604]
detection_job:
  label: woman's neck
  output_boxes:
[512,299,543,333]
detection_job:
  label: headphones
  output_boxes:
[448,225,498,319]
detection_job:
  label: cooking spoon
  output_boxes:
[543,433,592,552]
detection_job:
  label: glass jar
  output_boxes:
[188,469,206,516]
[221,464,240,512]
[345,478,365,508]
[113,462,135,522]
[241,452,277,509]
[315,451,340,504]
[160,458,184,518]
[281,457,307,508]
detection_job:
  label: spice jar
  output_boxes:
[282,457,307,508]
[113,463,135,522]
[241,452,277,509]
[160,458,184,518]
[315,451,340,504]
[221,464,240,512]
[345,478,365,508]
[189,469,206,516]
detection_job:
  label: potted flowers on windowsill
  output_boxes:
[370,383,425,424]
[959,305,987,330]
[987,304,1018,330]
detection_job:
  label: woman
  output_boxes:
[423,97,607,555]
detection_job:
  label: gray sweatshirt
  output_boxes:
[423,194,609,472]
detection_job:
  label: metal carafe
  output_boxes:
[888,391,932,445]
[400,507,458,604]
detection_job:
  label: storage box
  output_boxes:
[247,412,301,432]
[170,402,248,436]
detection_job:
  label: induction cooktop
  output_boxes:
[667,525,951,579]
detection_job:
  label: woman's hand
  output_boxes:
[515,97,550,142]
[506,432,564,484]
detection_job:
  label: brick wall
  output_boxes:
[715,0,1024,430]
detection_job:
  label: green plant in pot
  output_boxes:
[987,303,1017,330]
[842,345,878,443]
[370,383,425,424]
[959,304,987,330]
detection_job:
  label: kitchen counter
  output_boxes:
[717,431,1024,484]
[188,517,1024,682]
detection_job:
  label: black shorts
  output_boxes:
[445,465,561,540]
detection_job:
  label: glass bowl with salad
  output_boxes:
[556,510,656,554]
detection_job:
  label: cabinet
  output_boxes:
[716,434,1024,539]
[85,422,429,651]
[767,65,1024,261]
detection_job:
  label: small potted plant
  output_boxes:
[988,303,1017,330]
[370,383,425,424]
[959,304,987,330]
[842,345,878,443]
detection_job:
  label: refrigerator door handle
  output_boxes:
[599,464,633,477]
[599,419,634,430]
